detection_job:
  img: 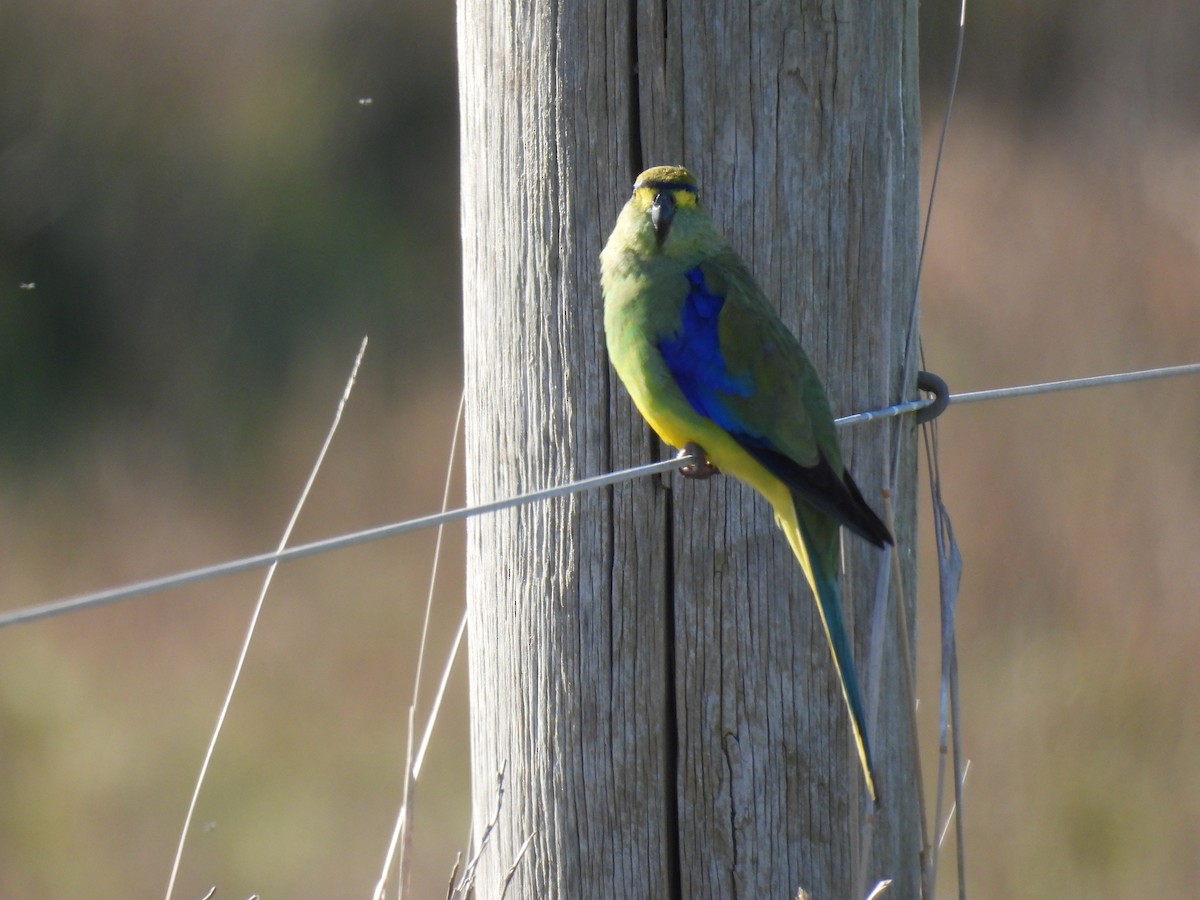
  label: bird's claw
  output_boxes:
[677,443,719,479]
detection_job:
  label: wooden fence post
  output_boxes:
[459,0,920,895]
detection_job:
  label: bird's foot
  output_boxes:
[677,443,719,479]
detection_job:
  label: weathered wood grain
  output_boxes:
[459,0,920,895]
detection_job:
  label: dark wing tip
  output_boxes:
[840,468,894,548]
[739,439,893,547]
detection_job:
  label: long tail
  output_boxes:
[775,494,878,804]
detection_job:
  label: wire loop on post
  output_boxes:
[916,371,950,425]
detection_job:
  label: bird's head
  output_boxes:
[621,165,711,254]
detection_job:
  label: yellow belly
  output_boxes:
[627,386,792,517]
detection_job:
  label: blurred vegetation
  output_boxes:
[1,0,1199,897]
[0,0,459,469]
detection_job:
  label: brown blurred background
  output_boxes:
[2,1,1198,896]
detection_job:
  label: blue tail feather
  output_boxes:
[793,499,879,804]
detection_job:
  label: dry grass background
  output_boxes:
[3,2,1200,897]
[0,374,472,897]
[914,104,1200,897]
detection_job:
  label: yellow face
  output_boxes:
[629,165,701,247]
[631,183,699,212]
[631,165,700,209]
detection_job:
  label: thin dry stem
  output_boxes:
[163,337,369,900]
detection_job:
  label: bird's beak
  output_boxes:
[650,191,676,246]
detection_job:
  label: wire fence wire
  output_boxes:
[0,359,1198,632]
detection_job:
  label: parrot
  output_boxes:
[600,164,893,803]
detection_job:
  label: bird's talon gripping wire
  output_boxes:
[677,442,719,479]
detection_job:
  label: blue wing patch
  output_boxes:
[658,267,892,547]
[658,266,754,433]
